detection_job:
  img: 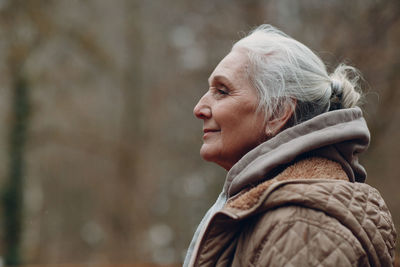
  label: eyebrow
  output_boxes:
[208,74,231,87]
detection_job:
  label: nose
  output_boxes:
[193,93,211,120]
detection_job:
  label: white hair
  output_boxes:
[233,24,362,124]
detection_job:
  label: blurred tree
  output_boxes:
[3,75,30,265]
[1,0,51,263]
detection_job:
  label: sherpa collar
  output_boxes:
[226,157,348,211]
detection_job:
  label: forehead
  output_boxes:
[208,49,249,85]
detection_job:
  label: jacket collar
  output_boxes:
[224,157,348,215]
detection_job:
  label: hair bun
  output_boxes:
[329,64,362,110]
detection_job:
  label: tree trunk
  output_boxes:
[2,75,31,265]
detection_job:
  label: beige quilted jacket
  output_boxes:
[191,158,397,266]
[185,108,397,266]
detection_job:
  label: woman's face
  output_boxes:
[193,49,267,170]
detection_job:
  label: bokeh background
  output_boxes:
[0,0,399,265]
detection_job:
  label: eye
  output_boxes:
[216,85,229,95]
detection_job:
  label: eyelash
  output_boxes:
[215,85,229,95]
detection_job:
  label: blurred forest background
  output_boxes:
[0,0,399,265]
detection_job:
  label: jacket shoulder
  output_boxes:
[224,158,396,266]
[233,204,368,267]
[229,181,396,267]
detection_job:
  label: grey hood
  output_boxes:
[225,107,370,197]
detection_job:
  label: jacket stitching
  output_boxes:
[251,210,365,266]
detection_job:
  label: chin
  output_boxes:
[199,143,220,161]
[200,145,232,170]
[200,145,215,162]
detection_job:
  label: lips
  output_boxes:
[204,129,220,133]
[203,128,220,139]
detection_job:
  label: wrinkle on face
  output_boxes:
[194,49,267,170]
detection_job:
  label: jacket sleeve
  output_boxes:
[233,206,369,267]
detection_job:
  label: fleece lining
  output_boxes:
[226,157,348,210]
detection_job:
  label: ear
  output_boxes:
[265,98,296,137]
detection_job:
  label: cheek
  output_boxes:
[216,108,242,131]
[219,107,261,136]
[220,112,266,150]
[200,141,222,162]
[205,98,265,165]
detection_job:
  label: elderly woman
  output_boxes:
[184,25,396,266]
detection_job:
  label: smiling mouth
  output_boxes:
[203,129,220,139]
[204,129,220,133]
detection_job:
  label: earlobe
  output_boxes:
[265,128,274,138]
[264,99,296,137]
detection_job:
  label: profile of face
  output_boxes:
[193,49,267,170]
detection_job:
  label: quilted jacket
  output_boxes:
[185,108,397,266]
[191,158,396,266]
